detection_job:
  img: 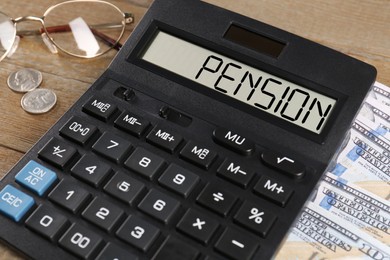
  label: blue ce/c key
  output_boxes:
[0,185,35,222]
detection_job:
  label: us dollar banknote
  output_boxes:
[328,83,390,200]
[312,174,389,246]
[275,203,390,259]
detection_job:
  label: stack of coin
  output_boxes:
[7,68,57,114]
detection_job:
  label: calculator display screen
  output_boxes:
[141,30,336,134]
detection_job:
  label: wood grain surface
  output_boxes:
[0,0,388,259]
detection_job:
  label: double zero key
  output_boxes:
[59,223,103,259]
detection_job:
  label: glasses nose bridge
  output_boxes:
[13,16,44,25]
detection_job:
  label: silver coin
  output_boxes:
[7,68,43,92]
[21,89,57,114]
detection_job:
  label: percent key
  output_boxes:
[234,201,277,237]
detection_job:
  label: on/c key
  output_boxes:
[0,185,35,222]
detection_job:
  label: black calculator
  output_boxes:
[0,0,376,259]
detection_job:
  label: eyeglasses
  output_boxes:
[0,0,134,62]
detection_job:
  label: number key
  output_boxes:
[82,197,124,232]
[103,172,145,205]
[92,132,132,163]
[59,223,103,259]
[158,164,199,197]
[116,215,160,252]
[71,154,112,187]
[48,180,91,213]
[138,189,180,224]
[25,205,69,241]
[124,147,165,180]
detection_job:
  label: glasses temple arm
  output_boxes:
[38,25,123,51]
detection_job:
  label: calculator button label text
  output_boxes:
[0,185,35,222]
[180,141,217,169]
[146,126,183,153]
[82,96,117,122]
[254,176,293,207]
[213,128,255,155]
[15,160,57,196]
[261,150,305,178]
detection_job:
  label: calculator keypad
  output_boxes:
[0,92,302,260]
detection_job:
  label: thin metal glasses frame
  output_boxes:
[0,0,134,61]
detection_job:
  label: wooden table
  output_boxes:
[0,0,388,259]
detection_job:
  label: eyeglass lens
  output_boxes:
[43,1,125,58]
[0,12,16,61]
